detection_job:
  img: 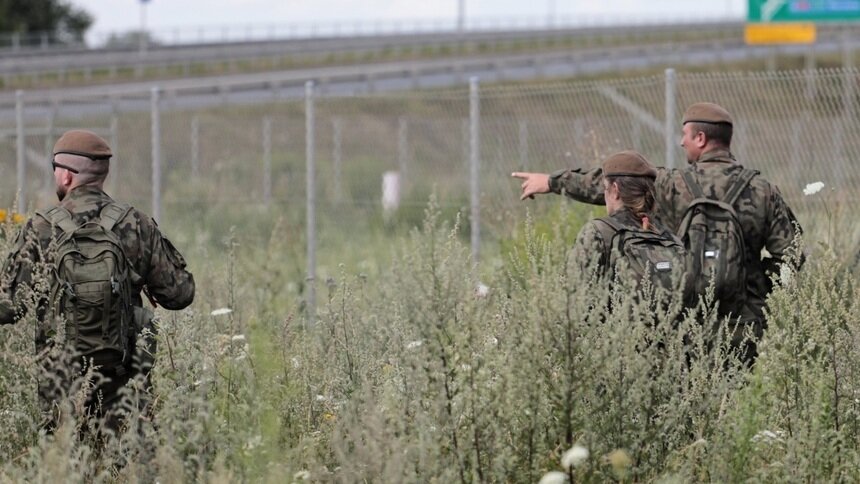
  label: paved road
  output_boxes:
[0,22,742,75]
[0,37,842,123]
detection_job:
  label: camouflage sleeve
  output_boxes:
[548,167,606,205]
[139,217,195,311]
[572,221,607,274]
[0,220,40,324]
[763,185,804,275]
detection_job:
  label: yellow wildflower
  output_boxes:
[12,213,25,224]
[322,412,336,422]
[0,209,6,222]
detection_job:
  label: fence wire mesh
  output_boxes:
[2,68,857,282]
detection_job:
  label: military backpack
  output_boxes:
[677,169,757,317]
[38,203,134,372]
[595,217,686,293]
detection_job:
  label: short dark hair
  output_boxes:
[688,122,732,147]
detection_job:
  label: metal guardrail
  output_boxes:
[0,22,747,82]
[0,15,745,53]
[0,37,851,117]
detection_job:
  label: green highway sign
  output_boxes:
[748,0,860,22]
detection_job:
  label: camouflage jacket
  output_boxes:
[0,185,195,327]
[551,148,803,322]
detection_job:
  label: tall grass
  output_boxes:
[0,199,858,482]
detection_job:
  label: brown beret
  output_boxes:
[602,150,657,179]
[53,129,112,160]
[681,102,733,126]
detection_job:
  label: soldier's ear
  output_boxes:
[61,169,75,187]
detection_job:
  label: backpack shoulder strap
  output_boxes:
[723,169,758,206]
[681,170,705,199]
[37,206,78,234]
[98,203,132,232]
[594,217,625,266]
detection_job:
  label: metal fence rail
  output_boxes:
[0,21,750,89]
[1,68,856,317]
[0,16,746,53]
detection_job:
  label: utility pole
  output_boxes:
[548,0,556,28]
[458,0,465,33]
[139,0,151,54]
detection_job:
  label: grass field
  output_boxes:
[0,61,859,481]
[0,186,858,481]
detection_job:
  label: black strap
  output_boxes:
[681,170,705,199]
[594,218,629,268]
[723,169,757,206]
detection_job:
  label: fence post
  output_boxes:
[263,116,272,207]
[191,115,200,181]
[44,101,55,161]
[805,45,816,102]
[16,90,25,212]
[332,117,343,202]
[469,76,480,263]
[150,87,162,223]
[305,81,317,325]
[109,101,119,193]
[461,117,469,170]
[664,68,676,169]
[518,120,528,170]
[398,116,408,179]
[843,35,856,122]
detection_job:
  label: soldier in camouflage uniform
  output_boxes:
[0,130,195,432]
[513,103,803,361]
[573,151,685,286]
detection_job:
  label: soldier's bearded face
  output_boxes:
[53,170,70,201]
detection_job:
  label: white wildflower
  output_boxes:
[291,357,301,369]
[779,264,794,286]
[751,429,786,443]
[293,470,311,480]
[231,334,246,343]
[803,181,824,196]
[476,283,489,297]
[460,363,472,372]
[406,340,423,350]
[486,335,499,346]
[243,435,262,450]
[210,308,233,316]
[315,394,328,402]
[561,444,589,470]
[538,471,568,484]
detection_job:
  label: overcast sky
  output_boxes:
[70,0,748,39]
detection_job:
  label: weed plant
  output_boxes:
[0,199,857,482]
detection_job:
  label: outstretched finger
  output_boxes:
[511,172,528,179]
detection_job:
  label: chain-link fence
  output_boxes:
[1,68,857,314]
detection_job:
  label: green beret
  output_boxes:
[682,102,733,126]
[602,150,657,179]
[53,130,112,160]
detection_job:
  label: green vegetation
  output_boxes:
[0,197,857,481]
[0,0,91,43]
